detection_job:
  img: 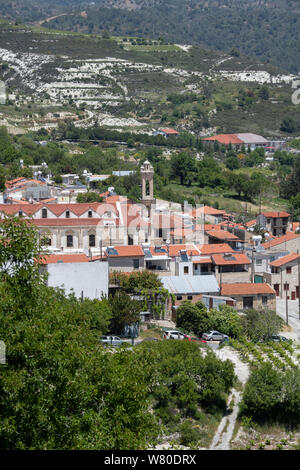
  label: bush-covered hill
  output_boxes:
[0,0,299,73]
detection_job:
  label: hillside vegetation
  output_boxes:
[0,21,298,138]
[0,1,299,72]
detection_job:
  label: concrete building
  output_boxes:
[41,254,109,300]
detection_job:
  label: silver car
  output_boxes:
[100,335,123,346]
[163,330,185,340]
[202,330,229,342]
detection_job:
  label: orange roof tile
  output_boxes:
[106,245,144,257]
[203,134,244,145]
[221,283,275,296]
[41,254,90,264]
[206,229,239,240]
[198,243,234,255]
[262,232,300,249]
[162,244,200,257]
[262,211,291,218]
[270,253,300,267]
[212,253,251,266]
[161,128,179,135]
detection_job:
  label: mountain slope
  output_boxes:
[0,0,298,73]
[0,22,298,138]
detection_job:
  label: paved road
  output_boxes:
[276,299,300,341]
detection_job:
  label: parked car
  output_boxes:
[202,330,229,342]
[269,335,290,343]
[100,335,123,346]
[163,330,185,340]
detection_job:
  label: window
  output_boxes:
[256,259,262,265]
[18,211,23,217]
[133,259,139,269]
[42,208,47,219]
[243,297,253,309]
[67,235,73,247]
[262,296,268,305]
[187,295,193,300]
[284,283,289,291]
[176,295,182,301]
[89,234,95,247]
[88,210,93,218]
[184,266,189,274]
[286,266,292,274]
[66,210,70,218]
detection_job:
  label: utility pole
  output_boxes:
[285,282,289,326]
[251,248,255,283]
[297,250,300,320]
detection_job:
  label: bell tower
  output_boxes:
[140,160,155,217]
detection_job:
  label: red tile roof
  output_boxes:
[262,211,291,218]
[41,254,90,264]
[221,283,275,296]
[161,128,179,135]
[270,253,300,267]
[31,218,115,227]
[245,219,256,228]
[198,243,234,255]
[204,134,244,145]
[212,253,251,266]
[162,244,200,257]
[262,232,300,249]
[106,245,144,257]
[206,229,239,241]
[193,257,212,264]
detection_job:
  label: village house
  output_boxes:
[264,253,300,299]
[220,282,276,311]
[256,211,292,237]
[152,128,180,138]
[161,274,220,311]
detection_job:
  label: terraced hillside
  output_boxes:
[0,22,299,136]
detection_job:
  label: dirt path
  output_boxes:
[210,347,250,450]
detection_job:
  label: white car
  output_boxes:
[163,330,185,340]
[100,335,123,346]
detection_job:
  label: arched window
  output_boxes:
[66,210,70,218]
[146,180,150,196]
[89,234,95,247]
[42,208,47,219]
[67,235,73,247]
[88,210,93,218]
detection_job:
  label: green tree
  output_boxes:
[109,291,141,334]
[242,308,283,342]
[176,300,210,335]
[170,151,196,185]
[288,192,300,221]
[0,217,160,449]
[76,192,104,203]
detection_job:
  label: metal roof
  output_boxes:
[235,133,269,144]
[161,275,219,295]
